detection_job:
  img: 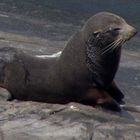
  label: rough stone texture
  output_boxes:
[0,101,140,140]
[0,32,139,140]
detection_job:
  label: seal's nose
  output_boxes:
[131,28,137,36]
[125,24,137,40]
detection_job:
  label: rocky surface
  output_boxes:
[0,100,140,140]
[0,32,140,140]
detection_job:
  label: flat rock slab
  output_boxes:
[0,101,140,140]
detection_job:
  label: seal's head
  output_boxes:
[83,12,137,44]
[83,12,137,87]
[60,12,137,88]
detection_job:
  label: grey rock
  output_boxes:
[0,101,140,140]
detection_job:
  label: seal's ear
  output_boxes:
[87,31,100,46]
[92,31,101,37]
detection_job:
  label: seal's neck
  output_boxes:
[86,43,122,88]
[59,32,89,82]
[59,31,121,88]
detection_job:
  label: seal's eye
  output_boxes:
[106,27,121,37]
[113,28,121,31]
[109,27,121,32]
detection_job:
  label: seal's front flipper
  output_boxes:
[96,90,121,112]
[98,99,121,112]
[106,81,124,104]
[80,88,121,112]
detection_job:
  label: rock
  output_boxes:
[0,101,140,140]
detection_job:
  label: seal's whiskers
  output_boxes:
[110,38,122,51]
[101,39,119,55]
[111,39,124,52]
[101,38,123,55]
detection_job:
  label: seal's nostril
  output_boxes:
[133,29,137,36]
[124,24,137,40]
[130,28,137,38]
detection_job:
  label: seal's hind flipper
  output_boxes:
[0,47,18,84]
[0,87,12,101]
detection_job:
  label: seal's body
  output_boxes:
[0,12,137,111]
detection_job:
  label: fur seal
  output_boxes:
[0,12,137,111]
